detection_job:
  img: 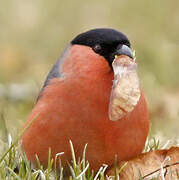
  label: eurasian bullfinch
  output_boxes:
[21,28,149,172]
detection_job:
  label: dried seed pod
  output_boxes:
[109,55,141,121]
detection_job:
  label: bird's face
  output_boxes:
[72,28,133,66]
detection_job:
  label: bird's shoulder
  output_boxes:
[37,45,71,101]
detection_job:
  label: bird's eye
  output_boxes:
[92,44,102,53]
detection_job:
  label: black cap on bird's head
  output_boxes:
[71,28,133,66]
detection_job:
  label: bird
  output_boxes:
[21,28,149,172]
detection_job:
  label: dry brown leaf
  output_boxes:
[107,147,179,180]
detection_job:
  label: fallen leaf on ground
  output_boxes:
[107,147,179,180]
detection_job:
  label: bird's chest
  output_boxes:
[51,73,114,122]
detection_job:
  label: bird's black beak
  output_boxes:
[115,44,133,59]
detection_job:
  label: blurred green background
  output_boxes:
[0,0,179,145]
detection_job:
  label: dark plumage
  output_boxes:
[72,28,132,65]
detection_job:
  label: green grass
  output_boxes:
[0,136,115,180]
[0,132,166,180]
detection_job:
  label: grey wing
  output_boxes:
[37,44,71,101]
